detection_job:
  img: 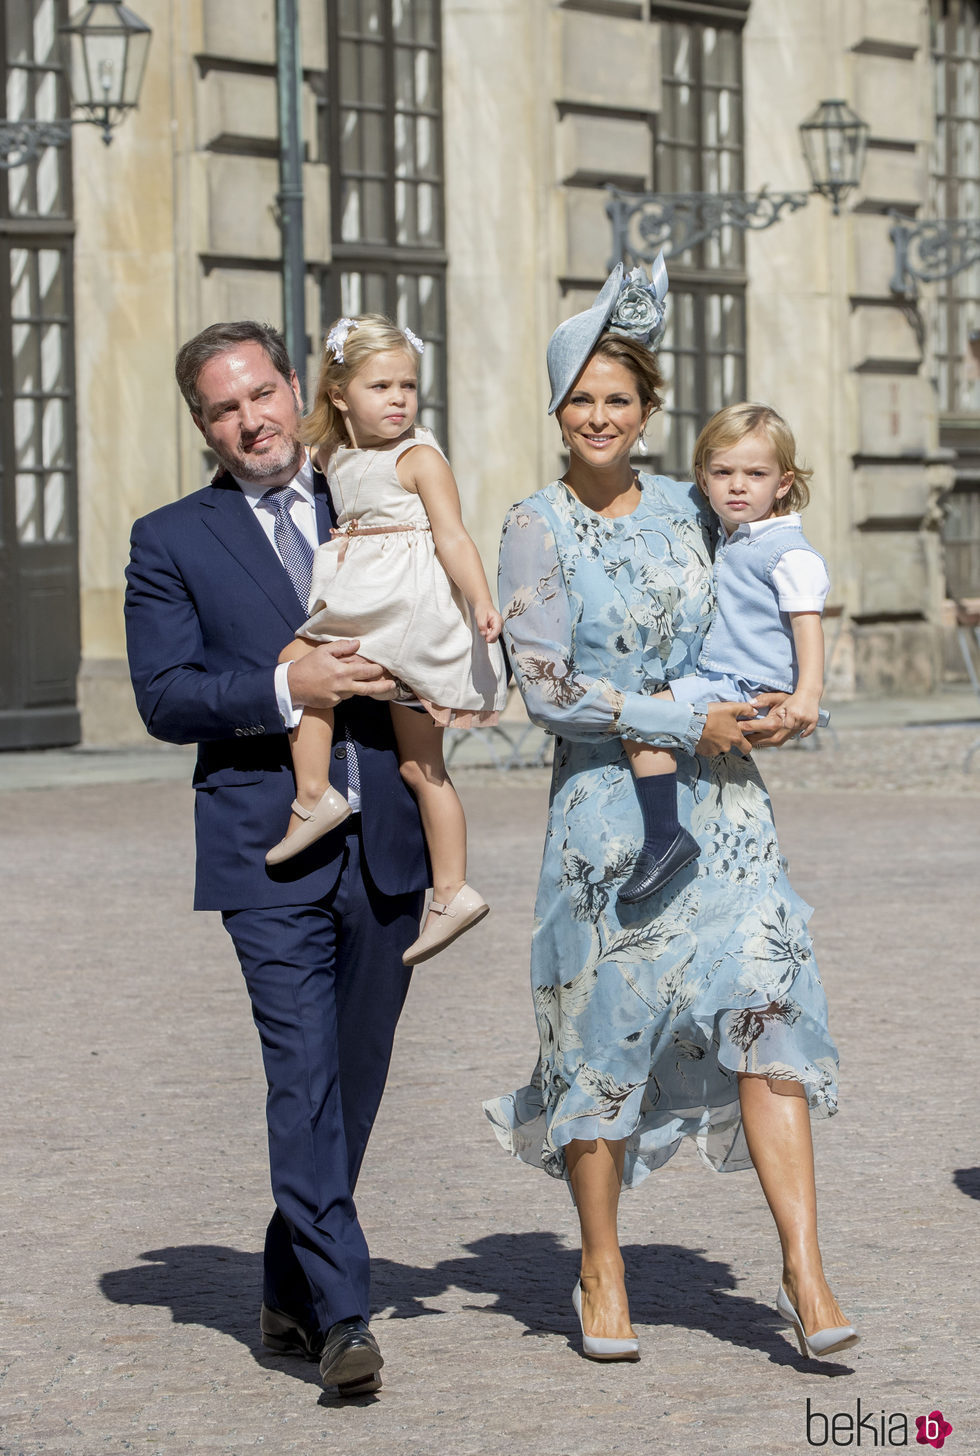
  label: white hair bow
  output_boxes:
[325,317,358,364]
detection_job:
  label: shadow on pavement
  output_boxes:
[99,1244,319,1386]
[100,1234,855,1376]
[373,1232,853,1374]
[953,1166,980,1200]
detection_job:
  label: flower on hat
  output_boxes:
[608,267,667,347]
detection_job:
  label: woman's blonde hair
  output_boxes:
[692,402,812,514]
[301,313,422,452]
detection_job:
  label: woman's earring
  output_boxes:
[637,433,648,456]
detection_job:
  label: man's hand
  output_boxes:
[695,701,759,757]
[287,639,397,709]
[740,690,797,749]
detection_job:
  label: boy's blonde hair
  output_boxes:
[301,313,422,453]
[692,402,813,514]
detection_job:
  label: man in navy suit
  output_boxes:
[125,321,428,1396]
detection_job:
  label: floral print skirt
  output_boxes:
[484,739,839,1188]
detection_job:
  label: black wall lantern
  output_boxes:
[798,99,870,217]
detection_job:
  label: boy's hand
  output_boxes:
[778,691,821,738]
[741,691,796,748]
[475,602,503,643]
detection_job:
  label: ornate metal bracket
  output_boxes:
[0,119,72,170]
[606,185,810,269]
[889,211,980,297]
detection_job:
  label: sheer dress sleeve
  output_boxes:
[497,501,706,754]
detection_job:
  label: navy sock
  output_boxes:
[634,772,681,858]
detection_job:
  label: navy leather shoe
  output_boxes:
[318,1317,384,1392]
[336,1370,383,1397]
[260,1302,323,1359]
[618,828,700,904]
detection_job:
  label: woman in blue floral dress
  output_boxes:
[484,260,858,1364]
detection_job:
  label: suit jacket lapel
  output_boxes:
[199,471,306,628]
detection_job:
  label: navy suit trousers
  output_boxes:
[222,821,423,1334]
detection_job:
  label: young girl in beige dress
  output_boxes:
[267,314,508,966]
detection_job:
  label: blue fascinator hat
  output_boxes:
[546,252,669,414]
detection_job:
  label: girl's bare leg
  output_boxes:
[278,638,338,841]
[391,706,467,931]
[738,1073,852,1336]
[566,1137,636,1340]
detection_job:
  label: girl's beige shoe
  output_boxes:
[265,788,351,866]
[402,883,489,966]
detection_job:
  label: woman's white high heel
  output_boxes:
[571,1281,640,1362]
[776,1284,859,1359]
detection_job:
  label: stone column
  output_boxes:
[440,0,557,569]
[847,0,952,693]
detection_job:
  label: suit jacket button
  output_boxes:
[334,743,347,759]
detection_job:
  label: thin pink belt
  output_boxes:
[330,520,431,538]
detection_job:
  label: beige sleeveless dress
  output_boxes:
[299,427,508,726]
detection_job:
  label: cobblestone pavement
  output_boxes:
[1,727,977,1455]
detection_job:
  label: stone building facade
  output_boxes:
[1,0,977,748]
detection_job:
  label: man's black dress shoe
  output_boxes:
[618,828,700,903]
[260,1302,323,1359]
[336,1370,383,1397]
[318,1317,384,1392]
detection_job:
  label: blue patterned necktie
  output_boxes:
[344,726,361,800]
[265,484,315,609]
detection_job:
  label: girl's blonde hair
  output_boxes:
[692,402,813,514]
[301,313,422,452]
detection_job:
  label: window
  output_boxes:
[2,0,74,550]
[324,0,447,439]
[5,243,73,546]
[650,9,747,477]
[1,0,80,748]
[932,0,980,416]
[932,0,980,600]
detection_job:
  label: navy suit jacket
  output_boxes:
[124,466,428,911]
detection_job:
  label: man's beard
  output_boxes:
[208,419,307,486]
[209,425,305,483]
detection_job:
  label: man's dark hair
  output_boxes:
[175,321,293,417]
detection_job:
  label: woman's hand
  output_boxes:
[695,701,759,757]
[475,601,503,643]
